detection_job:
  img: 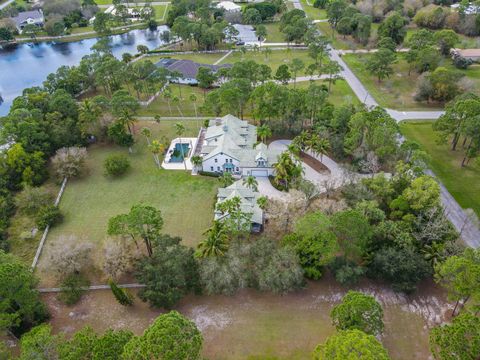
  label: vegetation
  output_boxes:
[104,154,130,177]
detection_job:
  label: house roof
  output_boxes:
[155,58,232,79]
[215,180,263,224]
[200,114,282,167]
[11,10,43,26]
[216,1,242,11]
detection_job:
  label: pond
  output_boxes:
[0,26,169,116]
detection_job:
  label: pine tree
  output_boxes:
[109,280,133,306]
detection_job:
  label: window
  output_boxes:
[217,166,220,171]
[210,166,214,171]
[215,158,218,163]
[236,167,239,172]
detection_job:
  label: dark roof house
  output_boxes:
[11,9,44,33]
[155,58,232,84]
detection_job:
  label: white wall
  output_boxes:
[202,153,240,173]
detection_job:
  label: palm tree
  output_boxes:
[174,122,187,170]
[189,93,199,129]
[218,172,234,187]
[154,115,161,124]
[163,87,173,115]
[191,155,203,172]
[172,96,184,117]
[78,99,101,136]
[257,125,272,143]
[149,140,164,168]
[273,151,302,190]
[243,175,258,192]
[196,221,229,258]
[140,127,152,145]
[257,196,268,210]
[170,70,183,99]
[311,136,330,162]
[264,47,272,61]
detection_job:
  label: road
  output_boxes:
[0,0,14,10]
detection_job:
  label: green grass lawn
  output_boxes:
[293,79,360,106]
[343,53,480,110]
[263,22,285,43]
[219,49,314,75]
[300,0,327,20]
[146,52,227,65]
[400,121,480,216]
[34,120,218,284]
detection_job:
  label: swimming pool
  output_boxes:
[169,143,190,163]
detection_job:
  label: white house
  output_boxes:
[215,180,264,232]
[216,1,242,12]
[198,115,282,177]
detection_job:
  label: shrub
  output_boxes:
[58,273,90,305]
[109,280,133,306]
[15,186,53,216]
[453,55,473,69]
[104,154,130,177]
[329,257,365,285]
[51,147,88,180]
[35,205,63,230]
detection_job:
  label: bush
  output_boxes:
[329,257,366,285]
[104,154,130,177]
[198,171,220,177]
[35,205,63,230]
[58,273,90,305]
[15,186,53,216]
[453,55,473,69]
[51,147,88,180]
[109,280,133,306]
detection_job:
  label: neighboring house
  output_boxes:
[155,58,232,85]
[216,1,242,12]
[451,3,480,15]
[451,48,480,62]
[198,114,282,177]
[215,180,264,232]
[11,9,44,33]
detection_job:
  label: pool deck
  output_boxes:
[161,137,198,170]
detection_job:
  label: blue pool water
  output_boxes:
[169,143,190,163]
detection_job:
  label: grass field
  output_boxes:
[35,120,218,284]
[400,121,480,216]
[219,49,314,75]
[300,0,328,20]
[343,53,480,110]
[293,79,361,106]
[263,22,285,43]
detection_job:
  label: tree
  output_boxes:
[196,221,229,258]
[109,280,133,306]
[331,209,371,262]
[134,235,200,309]
[377,12,407,44]
[15,186,53,216]
[0,251,48,336]
[107,204,164,257]
[323,60,343,93]
[331,291,384,336]
[218,172,234,187]
[242,175,258,191]
[111,90,140,135]
[434,248,480,316]
[290,58,305,87]
[93,12,111,35]
[366,48,397,82]
[189,93,199,121]
[275,64,292,85]
[136,44,149,54]
[274,151,303,190]
[174,122,187,170]
[243,8,262,25]
[196,67,217,99]
[313,329,391,360]
[255,24,267,42]
[283,212,338,279]
[104,154,130,177]
[257,125,272,143]
[51,147,88,180]
[216,196,253,235]
[149,140,164,169]
[36,205,63,230]
[19,324,61,360]
[435,29,459,56]
[429,312,480,360]
[415,67,463,103]
[58,326,97,360]
[48,235,93,279]
[0,28,13,42]
[93,329,133,360]
[327,0,348,29]
[369,246,431,293]
[122,311,203,360]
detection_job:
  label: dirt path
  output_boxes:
[40,278,449,360]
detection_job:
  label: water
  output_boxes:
[0,26,169,116]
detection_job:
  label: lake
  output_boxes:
[0,26,169,116]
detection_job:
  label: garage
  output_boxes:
[250,170,269,177]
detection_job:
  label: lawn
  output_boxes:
[342,53,450,110]
[35,120,219,285]
[300,0,328,20]
[400,121,480,216]
[145,52,227,65]
[219,49,314,75]
[316,22,365,50]
[263,22,285,43]
[293,79,360,106]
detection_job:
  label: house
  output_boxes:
[451,3,480,15]
[198,115,282,177]
[11,9,44,33]
[155,58,232,85]
[451,48,480,62]
[215,180,264,232]
[216,1,242,12]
